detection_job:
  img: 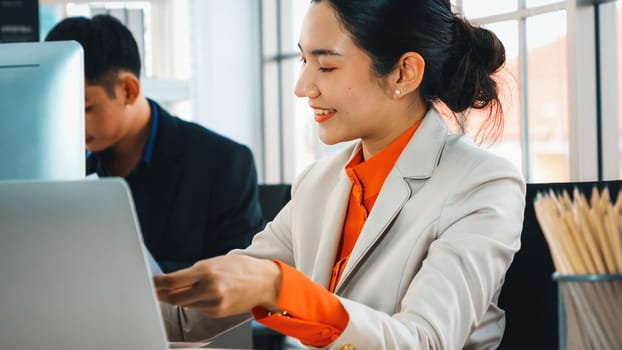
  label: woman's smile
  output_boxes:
[311,105,337,123]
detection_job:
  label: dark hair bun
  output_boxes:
[439,16,506,113]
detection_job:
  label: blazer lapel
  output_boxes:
[334,108,449,292]
[335,169,411,292]
[310,170,352,287]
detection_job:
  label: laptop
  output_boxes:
[0,178,196,349]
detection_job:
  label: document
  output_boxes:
[144,245,163,276]
[168,340,212,348]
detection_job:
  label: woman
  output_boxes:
[155,0,525,348]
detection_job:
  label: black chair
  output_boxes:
[258,184,292,222]
[252,184,292,350]
[498,180,622,350]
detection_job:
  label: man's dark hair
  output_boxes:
[45,14,141,97]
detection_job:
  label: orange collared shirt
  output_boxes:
[253,120,422,347]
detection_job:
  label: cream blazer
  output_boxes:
[161,108,526,350]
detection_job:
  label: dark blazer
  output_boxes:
[87,101,265,272]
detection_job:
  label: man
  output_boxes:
[45,14,265,272]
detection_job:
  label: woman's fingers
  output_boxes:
[157,279,219,307]
[153,267,201,291]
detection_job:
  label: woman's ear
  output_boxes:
[391,52,425,98]
[118,72,141,106]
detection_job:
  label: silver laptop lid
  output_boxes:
[0,178,167,350]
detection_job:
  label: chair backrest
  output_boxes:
[258,184,292,222]
[498,180,622,350]
[253,184,292,349]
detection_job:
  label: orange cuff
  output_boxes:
[252,260,349,347]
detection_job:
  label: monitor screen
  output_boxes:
[0,40,85,180]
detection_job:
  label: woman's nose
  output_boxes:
[294,67,320,98]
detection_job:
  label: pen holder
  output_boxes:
[553,274,622,350]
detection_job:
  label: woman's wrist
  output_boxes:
[257,258,282,311]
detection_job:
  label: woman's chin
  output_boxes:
[318,134,341,146]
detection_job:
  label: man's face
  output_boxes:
[84,83,132,152]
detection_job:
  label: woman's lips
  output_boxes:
[311,106,337,123]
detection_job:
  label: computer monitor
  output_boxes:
[0,40,84,180]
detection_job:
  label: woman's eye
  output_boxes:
[319,67,335,73]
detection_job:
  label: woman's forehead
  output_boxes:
[298,2,353,54]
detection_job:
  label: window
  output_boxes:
[39,0,193,120]
[462,1,575,182]
[263,0,588,183]
[480,20,522,175]
[525,11,570,181]
[262,0,330,183]
[461,1,518,18]
[618,2,622,176]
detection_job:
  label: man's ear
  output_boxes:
[389,52,425,98]
[118,72,141,106]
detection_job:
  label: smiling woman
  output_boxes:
[294,2,428,158]
[156,1,525,349]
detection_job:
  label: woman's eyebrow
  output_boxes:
[298,43,342,57]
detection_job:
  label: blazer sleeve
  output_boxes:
[317,156,525,350]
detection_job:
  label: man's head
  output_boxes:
[45,15,144,152]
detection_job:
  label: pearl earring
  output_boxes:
[395,89,401,95]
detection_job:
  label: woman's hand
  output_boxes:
[153,255,282,318]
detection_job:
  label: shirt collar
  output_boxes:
[345,119,422,206]
[143,99,159,166]
[86,99,159,172]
